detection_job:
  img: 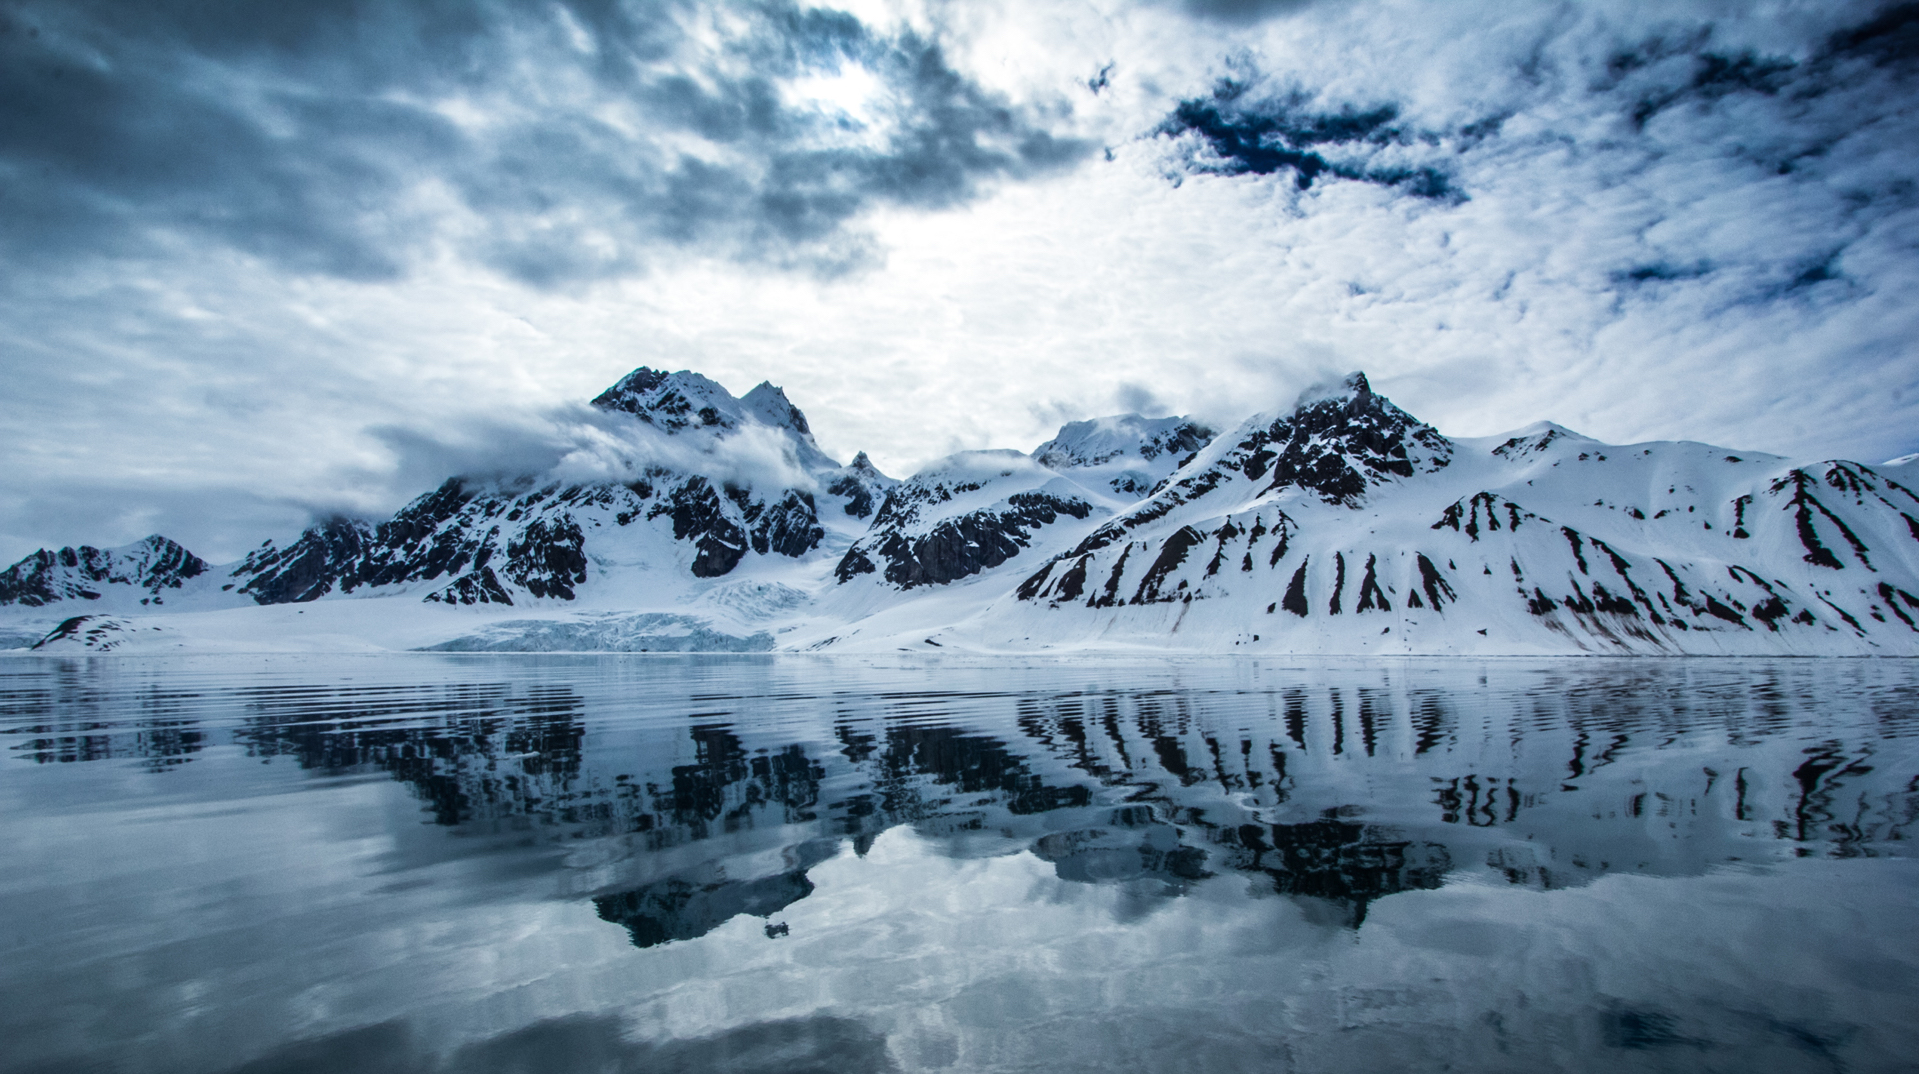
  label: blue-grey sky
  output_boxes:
[3,0,1917,564]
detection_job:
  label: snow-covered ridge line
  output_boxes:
[7,367,1919,656]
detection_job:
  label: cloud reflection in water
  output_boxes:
[1,655,1915,1072]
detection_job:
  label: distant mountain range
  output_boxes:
[6,368,1918,656]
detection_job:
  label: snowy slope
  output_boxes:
[7,369,1918,655]
[1033,414,1214,496]
[983,375,1919,655]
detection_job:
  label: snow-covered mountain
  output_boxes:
[224,368,864,607]
[6,369,1918,656]
[999,374,1919,655]
[831,415,1218,590]
[1033,414,1214,496]
[834,451,1103,589]
[0,535,209,609]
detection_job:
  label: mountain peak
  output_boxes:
[593,367,670,405]
[824,451,899,520]
[740,381,813,438]
[591,368,826,446]
[1033,413,1216,499]
[1291,370,1373,410]
[590,367,738,429]
[1252,371,1448,503]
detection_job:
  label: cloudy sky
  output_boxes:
[3,0,1917,563]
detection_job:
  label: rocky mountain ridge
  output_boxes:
[0,535,208,608]
[226,368,861,607]
[1000,374,1919,654]
[7,367,1919,656]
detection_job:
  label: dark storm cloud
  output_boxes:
[1156,2,1919,304]
[1169,0,1326,26]
[1157,81,1462,200]
[1576,6,1919,303]
[0,0,486,279]
[0,0,1090,286]
[1827,1,1919,64]
[450,8,1090,284]
[1605,5,1919,132]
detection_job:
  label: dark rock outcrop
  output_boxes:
[1234,372,1451,505]
[232,517,375,604]
[824,452,898,519]
[1,535,209,607]
[837,489,1093,588]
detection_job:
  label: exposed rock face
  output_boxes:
[1229,372,1451,506]
[232,517,375,604]
[834,452,1099,588]
[824,452,899,519]
[0,536,207,607]
[840,491,1096,588]
[651,477,826,579]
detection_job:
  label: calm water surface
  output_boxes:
[2,655,1916,1073]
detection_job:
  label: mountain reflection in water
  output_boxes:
[1,655,1916,1073]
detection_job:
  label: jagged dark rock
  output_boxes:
[1236,372,1452,505]
[839,489,1093,588]
[232,518,373,604]
[653,477,750,578]
[747,491,826,557]
[504,517,588,599]
[0,535,208,607]
[1283,559,1311,616]
[426,566,514,605]
[825,452,897,519]
[1133,525,1205,603]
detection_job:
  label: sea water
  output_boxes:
[2,654,1915,1073]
